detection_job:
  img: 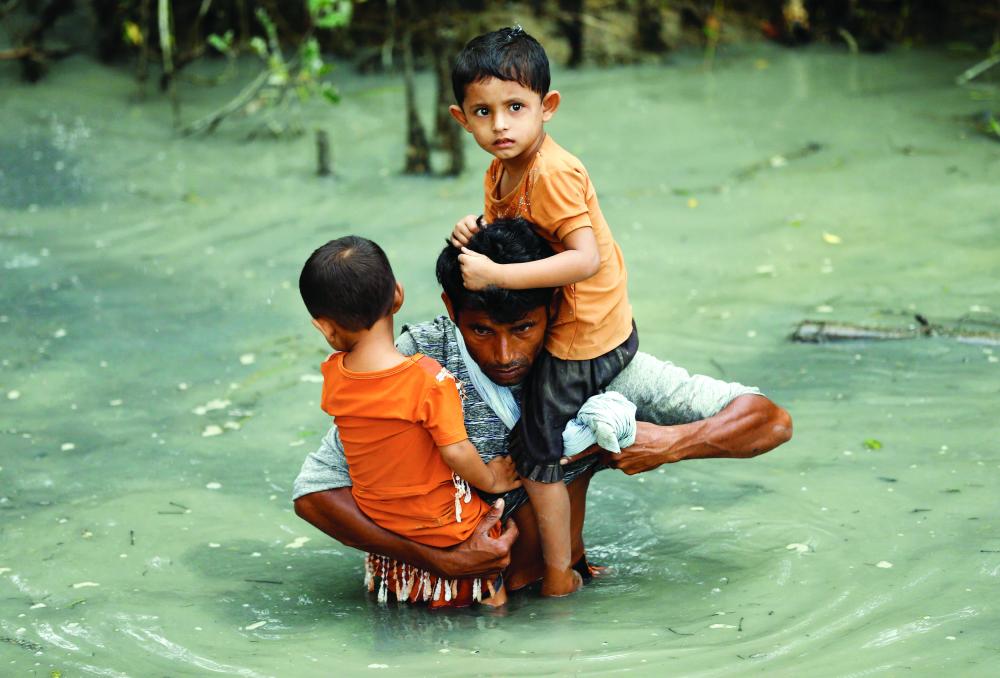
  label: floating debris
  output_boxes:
[223,421,240,431]
[710,623,737,629]
[786,543,811,554]
[208,543,221,548]
[822,232,842,245]
[53,328,67,338]
[239,353,256,365]
[299,374,323,384]
[815,305,833,313]
[284,536,310,549]
[244,621,266,631]
[368,664,389,669]
[29,603,46,610]
[755,264,776,276]
[192,398,231,416]
[109,399,123,407]
[0,567,10,575]
[690,506,705,511]
[864,439,883,451]
[202,425,223,437]
[876,561,893,569]
[7,390,20,400]
[178,382,189,391]
[205,482,222,490]
[60,443,75,451]
[687,197,699,209]
[71,581,100,588]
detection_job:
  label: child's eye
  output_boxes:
[474,107,489,117]
[510,103,522,112]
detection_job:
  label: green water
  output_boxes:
[2,44,998,676]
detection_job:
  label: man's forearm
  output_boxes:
[608,395,792,474]
[294,489,458,577]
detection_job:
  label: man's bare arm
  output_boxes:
[564,394,792,475]
[293,489,518,578]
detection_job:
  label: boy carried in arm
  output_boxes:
[299,235,520,607]
[448,27,638,597]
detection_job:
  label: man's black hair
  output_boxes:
[299,235,396,331]
[452,26,550,105]
[436,217,555,324]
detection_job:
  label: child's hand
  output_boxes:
[451,214,484,248]
[485,455,521,493]
[459,247,502,291]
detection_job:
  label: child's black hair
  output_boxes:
[299,235,396,331]
[451,26,550,105]
[436,217,555,324]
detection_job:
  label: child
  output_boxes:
[299,235,520,607]
[448,27,638,597]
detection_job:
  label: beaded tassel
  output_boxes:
[452,473,473,523]
[433,578,442,601]
[472,577,482,602]
[422,572,432,601]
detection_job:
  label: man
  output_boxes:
[293,219,792,592]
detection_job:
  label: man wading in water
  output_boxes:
[293,219,792,597]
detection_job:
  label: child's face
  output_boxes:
[450,78,560,165]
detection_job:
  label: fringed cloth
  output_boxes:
[364,551,501,609]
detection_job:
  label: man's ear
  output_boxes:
[541,90,561,122]
[449,104,471,131]
[391,282,405,314]
[441,292,457,322]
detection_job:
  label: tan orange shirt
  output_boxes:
[483,135,632,360]
[320,352,491,547]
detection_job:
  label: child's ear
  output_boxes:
[449,105,472,131]
[541,90,561,122]
[312,317,337,344]
[391,282,405,314]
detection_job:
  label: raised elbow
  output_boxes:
[771,405,793,445]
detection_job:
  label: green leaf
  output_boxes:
[863,438,883,451]
[250,37,268,57]
[321,83,340,104]
[207,30,234,54]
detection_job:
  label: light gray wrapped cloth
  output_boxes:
[561,391,637,456]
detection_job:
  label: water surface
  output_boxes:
[1,44,998,675]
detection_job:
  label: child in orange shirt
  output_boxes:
[448,27,637,597]
[299,235,520,607]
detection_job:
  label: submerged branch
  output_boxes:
[791,318,1000,347]
[180,69,270,135]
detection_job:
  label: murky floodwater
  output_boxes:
[2,43,999,676]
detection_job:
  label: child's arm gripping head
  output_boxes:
[458,226,599,291]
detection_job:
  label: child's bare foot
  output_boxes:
[573,554,609,581]
[480,585,508,607]
[540,567,583,597]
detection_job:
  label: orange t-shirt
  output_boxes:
[483,134,633,360]
[320,352,491,547]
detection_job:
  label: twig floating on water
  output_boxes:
[130,529,135,546]
[169,501,189,511]
[245,579,284,585]
[791,317,1000,346]
[666,627,694,636]
[738,617,744,632]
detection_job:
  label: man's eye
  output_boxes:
[473,327,492,336]
[513,324,532,333]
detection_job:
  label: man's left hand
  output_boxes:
[561,422,677,475]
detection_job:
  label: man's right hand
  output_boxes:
[440,498,518,578]
[451,214,483,248]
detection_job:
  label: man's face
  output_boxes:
[453,306,548,386]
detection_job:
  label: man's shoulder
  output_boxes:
[398,316,456,362]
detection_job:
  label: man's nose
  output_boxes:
[495,335,514,365]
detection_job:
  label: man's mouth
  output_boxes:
[488,363,528,382]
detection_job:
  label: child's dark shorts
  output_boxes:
[510,322,638,483]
